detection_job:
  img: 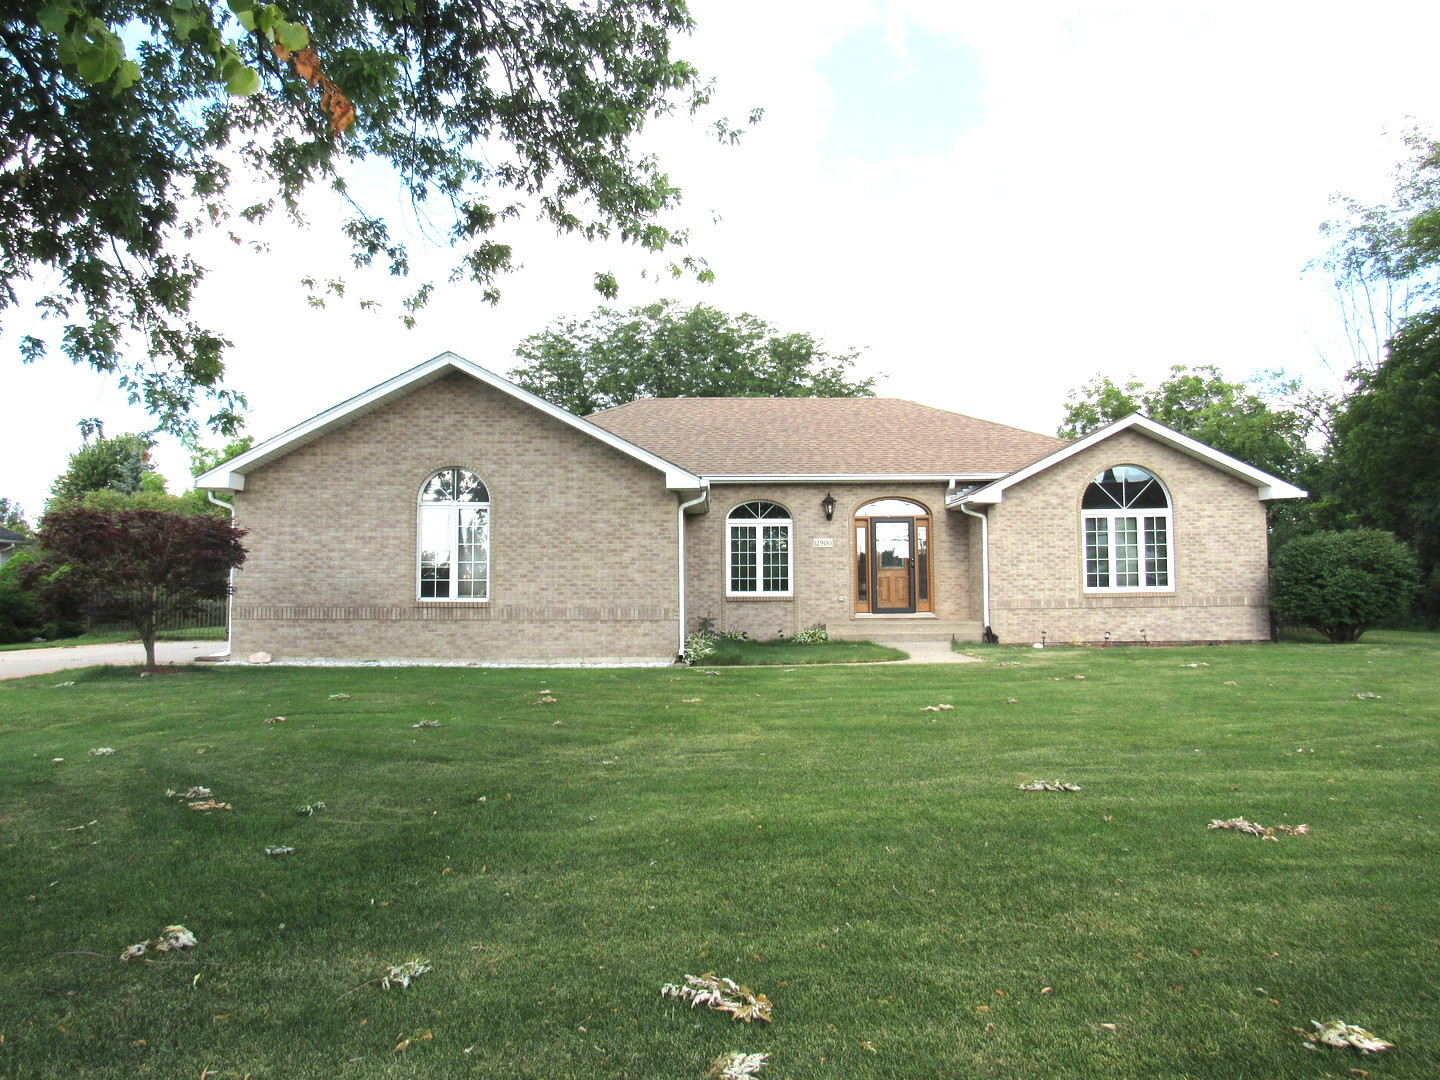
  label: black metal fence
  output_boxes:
[89,598,228,635]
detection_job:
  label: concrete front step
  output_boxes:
[831,620,985,644]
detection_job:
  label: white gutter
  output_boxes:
[956,500,991,635]
[675,487,710,659]
[207,491,237,657]
[703,473,1004,484]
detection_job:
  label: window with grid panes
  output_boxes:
[727,501,792,596]
[1081,466,1172,591]
[418,468,490,600]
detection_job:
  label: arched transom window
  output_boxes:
[418,467,490,600]
[1082,466,1172,591]
[727,501,792,596]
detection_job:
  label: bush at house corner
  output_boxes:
[1271,529,1420,642]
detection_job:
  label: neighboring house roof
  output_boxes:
[193,353,705,493]
[956,413,1307,505]
[586,397,1066,479]
[0,526,29,545]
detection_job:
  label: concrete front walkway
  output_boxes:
[886,640,984,664]
[0,640,222,680]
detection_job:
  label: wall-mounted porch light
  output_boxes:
[822,492,836,521]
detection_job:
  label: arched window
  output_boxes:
[418,468,489,600]
[1082,466,1171,591]
[727,501,792,596]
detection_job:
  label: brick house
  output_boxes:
[195,352,1305,664]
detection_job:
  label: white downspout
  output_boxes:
[676,487,710,659]
[207,491,237,657]
[957,500,991,636]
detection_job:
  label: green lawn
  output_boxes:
[2,634,1437,1079]
[706,637,906,665]
[0,627,226,652]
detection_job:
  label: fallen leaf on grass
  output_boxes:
[328,693,352,701]
[533,696,557,705]
[121,924,197,960]
[263,716,287,724]
[89,747,117,756]
[296,802,326,816]
[859,1041,878,1054]
[1207,817,1310,839]
[706,1052,769,1078]
[681,698,703,703]
[1100,1023,1118,1031]
[392,1031,433,1053]
[188,800,232,812]
[264,846,295,856]
[1306,1020,1393,1053]
[411,719,441,729]
[1355,692,1381,700]
[167,787,213,799]
[1018,780,1082,792]
[380,958,431,990]
[661,973,773,1023]
[1180,662,1211,668]
[920,704,954,712]
[1072,674,1087,680]
[1223,680,1239,686]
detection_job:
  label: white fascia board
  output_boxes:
[703,473,1005,484]
[961,414,1307,505]
[195,351,703,493]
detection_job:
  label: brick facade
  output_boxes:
[210,359,1289,662]
[684,483,977,639]
[984,429,1272,644]
[230,372,680,663]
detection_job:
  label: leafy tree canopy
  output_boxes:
[188,435,255,479]
[1331,307,1440,574]
[507,300,877,415]
[0,497,31,536]
[1316,129,1440,619]
[1057,365,1315,481]
[25,506,247,667]
[5,1,745,436]
[47,425,163,506]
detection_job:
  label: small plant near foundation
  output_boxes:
[684,632,716,666]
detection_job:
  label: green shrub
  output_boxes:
[0,550,43,644]
[791,623,828,644]
[1271,529,1420,642]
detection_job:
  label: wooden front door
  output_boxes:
[870,518,916,614]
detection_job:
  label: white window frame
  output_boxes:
[417,468,490,602]
[726,502,793,597]
[1081,467,1174,594]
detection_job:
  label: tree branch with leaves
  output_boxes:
[5,1,754,437]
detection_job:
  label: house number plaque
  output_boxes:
[812,538,834,548]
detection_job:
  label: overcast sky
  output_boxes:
[8,0,1440,516]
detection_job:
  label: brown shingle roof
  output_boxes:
[586,398,1066,476]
